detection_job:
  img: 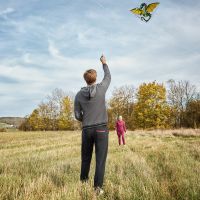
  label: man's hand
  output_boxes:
[100,55,107,65]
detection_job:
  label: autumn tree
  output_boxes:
[38,102,52,130]
[133,82,171,129]
[58,96,74,130]
[19,115,31,131]
[46,88,66,130]
[19,89,75,131]
[167,80,197,127]
[184,100,200,128]
[28,109,43,131]
[108,85,135,129]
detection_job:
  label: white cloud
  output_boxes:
[23,53,32,63]
[0,64,51,83]
[0,7,15,16]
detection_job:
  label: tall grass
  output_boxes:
[0,130,199,200]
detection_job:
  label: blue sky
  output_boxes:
[0,0,200,117]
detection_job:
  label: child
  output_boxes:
[115,116,126,145]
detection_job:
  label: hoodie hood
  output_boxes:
[81,84,97,100]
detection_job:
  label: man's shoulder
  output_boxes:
[75,90,82,99]
[96,82,107,90]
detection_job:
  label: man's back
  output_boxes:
[74,64,111,128]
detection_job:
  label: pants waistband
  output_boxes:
[82,123,107,130]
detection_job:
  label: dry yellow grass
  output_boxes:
[0,130,200,200]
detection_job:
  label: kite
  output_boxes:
[130,2,160,22]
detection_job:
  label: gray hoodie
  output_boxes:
[74,64,111,128]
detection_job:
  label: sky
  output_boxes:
[0,0,200,117]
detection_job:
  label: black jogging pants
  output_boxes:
[80,125,109,188]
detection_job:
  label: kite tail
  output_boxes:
[141,15,151,22]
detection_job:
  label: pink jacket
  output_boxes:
[115,120,126,133]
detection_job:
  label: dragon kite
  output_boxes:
[130,2,160,22]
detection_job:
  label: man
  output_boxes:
[74,55,111,194]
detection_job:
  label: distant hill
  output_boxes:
[0,117,25,128]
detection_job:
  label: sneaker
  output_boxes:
[95,187,104,196]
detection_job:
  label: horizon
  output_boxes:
[0,0,200,117]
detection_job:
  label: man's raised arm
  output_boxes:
[99,55,111,91]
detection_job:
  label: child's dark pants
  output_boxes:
[80,125,109,188]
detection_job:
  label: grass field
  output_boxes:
[0,130,200,200]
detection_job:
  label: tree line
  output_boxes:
[19,80,200,131]
[19,89,76,131]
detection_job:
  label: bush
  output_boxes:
[0,128,7,132]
